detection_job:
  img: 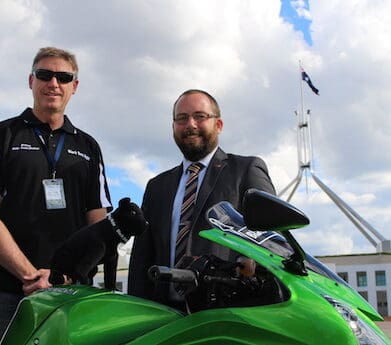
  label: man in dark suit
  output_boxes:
[128,89,275,307]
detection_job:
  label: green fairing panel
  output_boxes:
[2,286,109,344]
[2,286,182,345]
[127,307,358,345]
[199,228,382,321]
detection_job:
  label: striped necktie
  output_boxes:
[175,162,204,265]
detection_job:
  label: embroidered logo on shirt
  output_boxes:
[67,149,91,161]
[11,144,40,151]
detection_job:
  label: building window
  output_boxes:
[375,271,386,286]
[357,271,367,287]
[359,291,368,301]
[376,290,388,317]
[338,272,348,283]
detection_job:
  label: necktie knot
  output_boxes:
[187,162,203,175]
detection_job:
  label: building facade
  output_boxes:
[317,253,391,317]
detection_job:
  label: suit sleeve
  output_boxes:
[127,182,155,298]
[245,157,276,195]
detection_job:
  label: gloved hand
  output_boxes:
[109,197,149,243]
[49,198,148,286]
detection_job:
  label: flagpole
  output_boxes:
[298,60,305,167]
[279,64,389,253]
[307,109,315,173]
[299,60,304,128]
[299,60,310,192]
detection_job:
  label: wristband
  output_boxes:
[107,214,129,243]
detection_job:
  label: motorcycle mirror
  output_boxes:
[242,189,310,232]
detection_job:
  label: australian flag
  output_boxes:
[301,68,319,95]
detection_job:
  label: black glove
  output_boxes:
[109,197,149,242]
[49,198,148,286]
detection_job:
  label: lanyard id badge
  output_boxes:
[42,178,66,209]
[34,128,67,210]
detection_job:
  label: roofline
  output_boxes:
[316,252,391,259]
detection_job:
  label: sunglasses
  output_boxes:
[32,69,77,84]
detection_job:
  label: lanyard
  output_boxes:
[34,128,65,179]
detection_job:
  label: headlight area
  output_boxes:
[323,295,389,345]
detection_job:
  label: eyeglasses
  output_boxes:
[173,112,219,124]
[32,69,77,84]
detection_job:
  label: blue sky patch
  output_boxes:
[280,0,312,45]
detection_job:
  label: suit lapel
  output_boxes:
[159,164,183,253]
[193,148,227,223]
[166,165,183,211]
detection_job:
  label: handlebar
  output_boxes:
[148,265,197,284]
[203,275,241,287]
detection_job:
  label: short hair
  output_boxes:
[172,89,221,118]
[32,47,79,74]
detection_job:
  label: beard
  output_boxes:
[174,129,218,162]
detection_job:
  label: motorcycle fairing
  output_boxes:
[199,228,383,322]
[126,303,362,345]
[1,286,182,345]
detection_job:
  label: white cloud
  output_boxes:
[297,226,355,255]
[0,0,43,35]
[113,154,157,190]
[290,0,312,20]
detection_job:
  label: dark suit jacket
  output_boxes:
[128,147,275,303]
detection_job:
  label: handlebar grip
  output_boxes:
[148,265,197,283]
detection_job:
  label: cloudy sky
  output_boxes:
[1,0,390,256]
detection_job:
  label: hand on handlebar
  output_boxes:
[236,256,256,277]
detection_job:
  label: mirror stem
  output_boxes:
[281,231,308,276]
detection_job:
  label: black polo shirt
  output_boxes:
[0,108,112,293]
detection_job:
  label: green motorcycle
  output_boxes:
[2,190,390,344]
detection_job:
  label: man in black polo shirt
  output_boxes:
[0,47,112,336]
